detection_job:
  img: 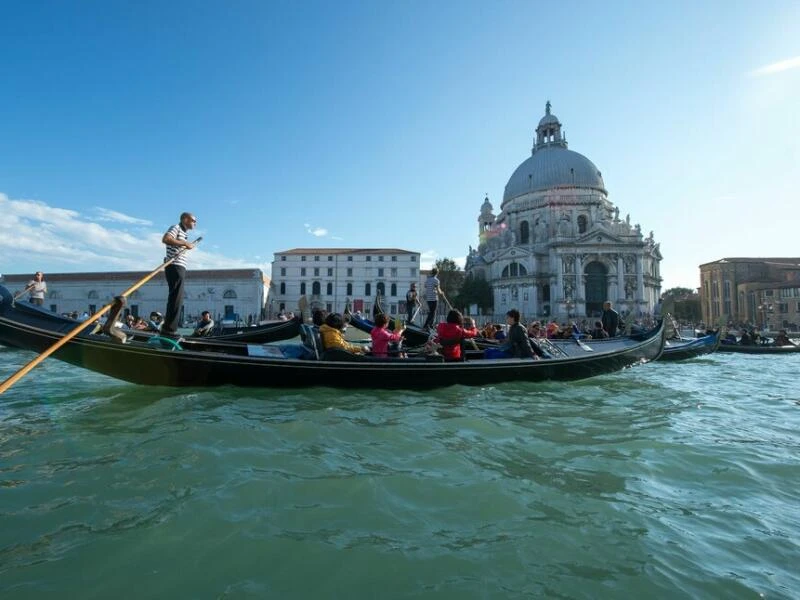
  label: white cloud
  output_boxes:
[305,224,329,237]
[0,192,264,275]
[93,207,153,226]
[750,56,800,76]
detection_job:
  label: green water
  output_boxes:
[1,347,798,599]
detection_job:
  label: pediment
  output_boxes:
[574,230,627,245]
[493,245,531,262]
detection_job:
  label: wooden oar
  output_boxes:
[0,237,201,395]
[12,283,35,301]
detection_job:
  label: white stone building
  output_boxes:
[465,102,662,321]
[270,248,421,317]
[1,269,268,326]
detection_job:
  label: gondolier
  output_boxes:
[161,212,197,337]
[422,268,441,330]
[27,272,47,306]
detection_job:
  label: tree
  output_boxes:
[455,273,493,314]
[662,287,701,323]
[434,258,464,305]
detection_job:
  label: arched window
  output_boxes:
[326,282,333,295]
[88,290,99,299]
[520,220,530,244]
[365,283,371,296]
[312,281,321,295]
[280,282,286,295]
[346,283,353,295]
[577,215,588,234]
[500,262,528,278]
[377,282,385,296]
[300,282,306,295]
[223,289,237,299]
[390,283,397,296]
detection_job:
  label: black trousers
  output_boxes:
[423,300,438,328]
[163,264,186,334]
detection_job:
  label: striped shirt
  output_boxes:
[164,224,190,267]
[424,275,439,301]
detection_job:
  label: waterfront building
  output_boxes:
[699,258,800,330]
[1,269,268,326]
[465,102,662,320]
[270,248,421,318]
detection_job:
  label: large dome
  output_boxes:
[503,145,606,202]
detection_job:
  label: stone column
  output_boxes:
[637,255,645,303]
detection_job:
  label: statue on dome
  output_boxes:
[614,207,619,221]
[625,213,630,226]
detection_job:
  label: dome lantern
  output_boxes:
[534,100,566,153]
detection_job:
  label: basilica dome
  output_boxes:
[503,103,606,203]
[503,146,606,201]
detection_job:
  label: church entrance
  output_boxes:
[584,262,607,317]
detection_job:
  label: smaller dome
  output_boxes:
[480,195,494,214]
[538,113,559,127]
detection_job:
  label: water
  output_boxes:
[1,346,798,599]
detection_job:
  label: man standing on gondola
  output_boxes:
[423,268,441,330]
[601,300,620,337]
[161,212,197,338]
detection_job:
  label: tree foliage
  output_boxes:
[662,287,701,322]
[455,273,493,314]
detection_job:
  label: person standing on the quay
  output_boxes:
[161,212,197,337]
[405,282,420,324]
[423,268,441,330]
[26,271,47,306]
[601,300,620,337]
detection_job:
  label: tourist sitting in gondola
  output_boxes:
[739,329,754,345]
[192,311,215,337]
[500,309,537,359]
[370,313,405,358]
[774,330,793,346]
[147,311,163,332]
[461,317,480,351]
[434,309,478,361]
[319,312,365,354]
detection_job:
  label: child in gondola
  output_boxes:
[370,313,405,358]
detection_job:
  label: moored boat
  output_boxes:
[0,285,666,390]
[716,340,800,354]
[659,330,721,361]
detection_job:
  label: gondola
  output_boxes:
[6,297,301,344]
[659,330,721,361]
[204,317,301,343]
[716,340,800,354]
[0,285,666,389]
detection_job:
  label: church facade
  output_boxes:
[465,103,662,321]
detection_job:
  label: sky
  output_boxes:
[1,1,798,291]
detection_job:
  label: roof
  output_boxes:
[699,258,800,268]
[1,268,266,283]
[275,248,418,256]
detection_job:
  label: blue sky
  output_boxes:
[1,1,798,290]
